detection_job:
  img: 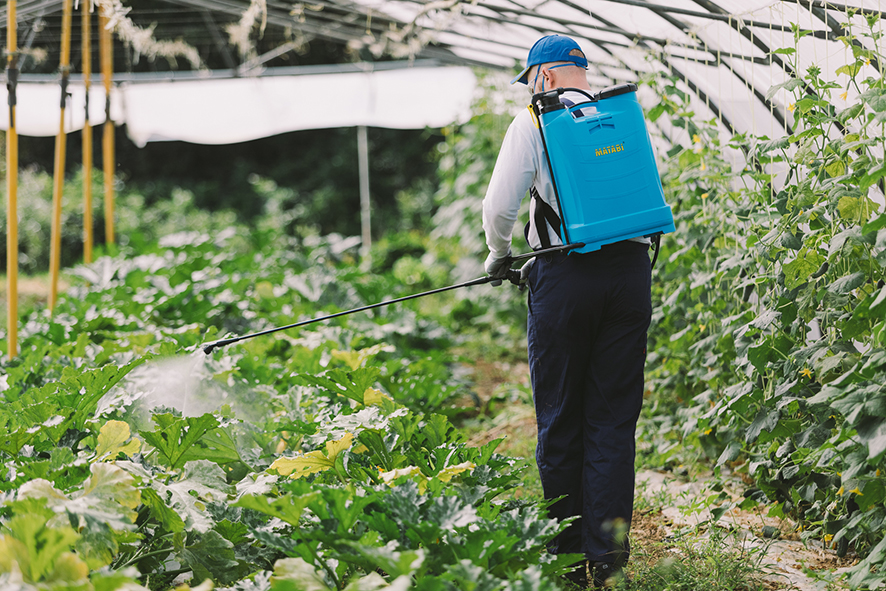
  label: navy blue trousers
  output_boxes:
[526,241,651,564]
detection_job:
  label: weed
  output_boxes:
[622,528,770,591]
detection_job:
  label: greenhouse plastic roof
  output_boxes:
[2,0,885,143]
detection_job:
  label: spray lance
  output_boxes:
[201,242,584,355]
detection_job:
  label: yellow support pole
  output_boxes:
[6,0,19,359]
[82,2,93,263]
[99,7,115,247]
[49,0,73,312]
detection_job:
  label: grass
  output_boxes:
[620,528,770,591]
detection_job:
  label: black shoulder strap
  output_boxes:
[530,186,563,250]
[651,234,662,269]
[528,96,569,251]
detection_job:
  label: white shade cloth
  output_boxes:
[0,65,476,145]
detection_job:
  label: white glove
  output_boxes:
[484,250,512,279]
[519,258,535,285]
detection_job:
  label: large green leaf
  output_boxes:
[856,416,886,461]
[140,413,220,470]
[179,426,242,467]
[827,272,866,295]
[838,194,879,222]
[52,359,147,432]
[297,367,382,406]
[141,488,185,533]
[860,87,886,112]
[783,249,826,289]
[745,409,780,444]
[152,460,232,534]
[765,78,804,102]
[862,213,886,235]
[179,530,240,585]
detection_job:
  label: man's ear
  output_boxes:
[541,66,553,83]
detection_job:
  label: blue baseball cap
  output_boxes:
[511,35,588,85]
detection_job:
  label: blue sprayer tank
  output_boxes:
[531,83,675,254]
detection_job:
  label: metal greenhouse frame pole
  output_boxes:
[48,0,72,312]
[82,1,93,263]
[357,125,371,262]
[6,0,19,359]
[100,5,115,247]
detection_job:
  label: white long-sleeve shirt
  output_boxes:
[482,99,566,261]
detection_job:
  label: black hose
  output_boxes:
[201,243,585,355]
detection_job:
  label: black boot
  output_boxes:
[590,561,628,589]
[562,561,589,589]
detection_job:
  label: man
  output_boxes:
[481,35,652,588]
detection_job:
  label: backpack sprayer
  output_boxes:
[201,242,582,355]
[528,83,675,257]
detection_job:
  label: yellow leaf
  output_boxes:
[95,420,141,461]
[379,466,422,485]
[175,579,215,591]
[46,552,89,583]
[270,434,353,479]
[0,535,24,575]
[353,444,368,454]
[363,388,392,406]
[325,433,354,461]
[437,462,476,483]
[270,451,334,479]
[331,350,364,371]
[331,344,393,370]
[379,466,433,494]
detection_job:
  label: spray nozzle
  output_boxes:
[202,341,220,355]
[201,337,239,355]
